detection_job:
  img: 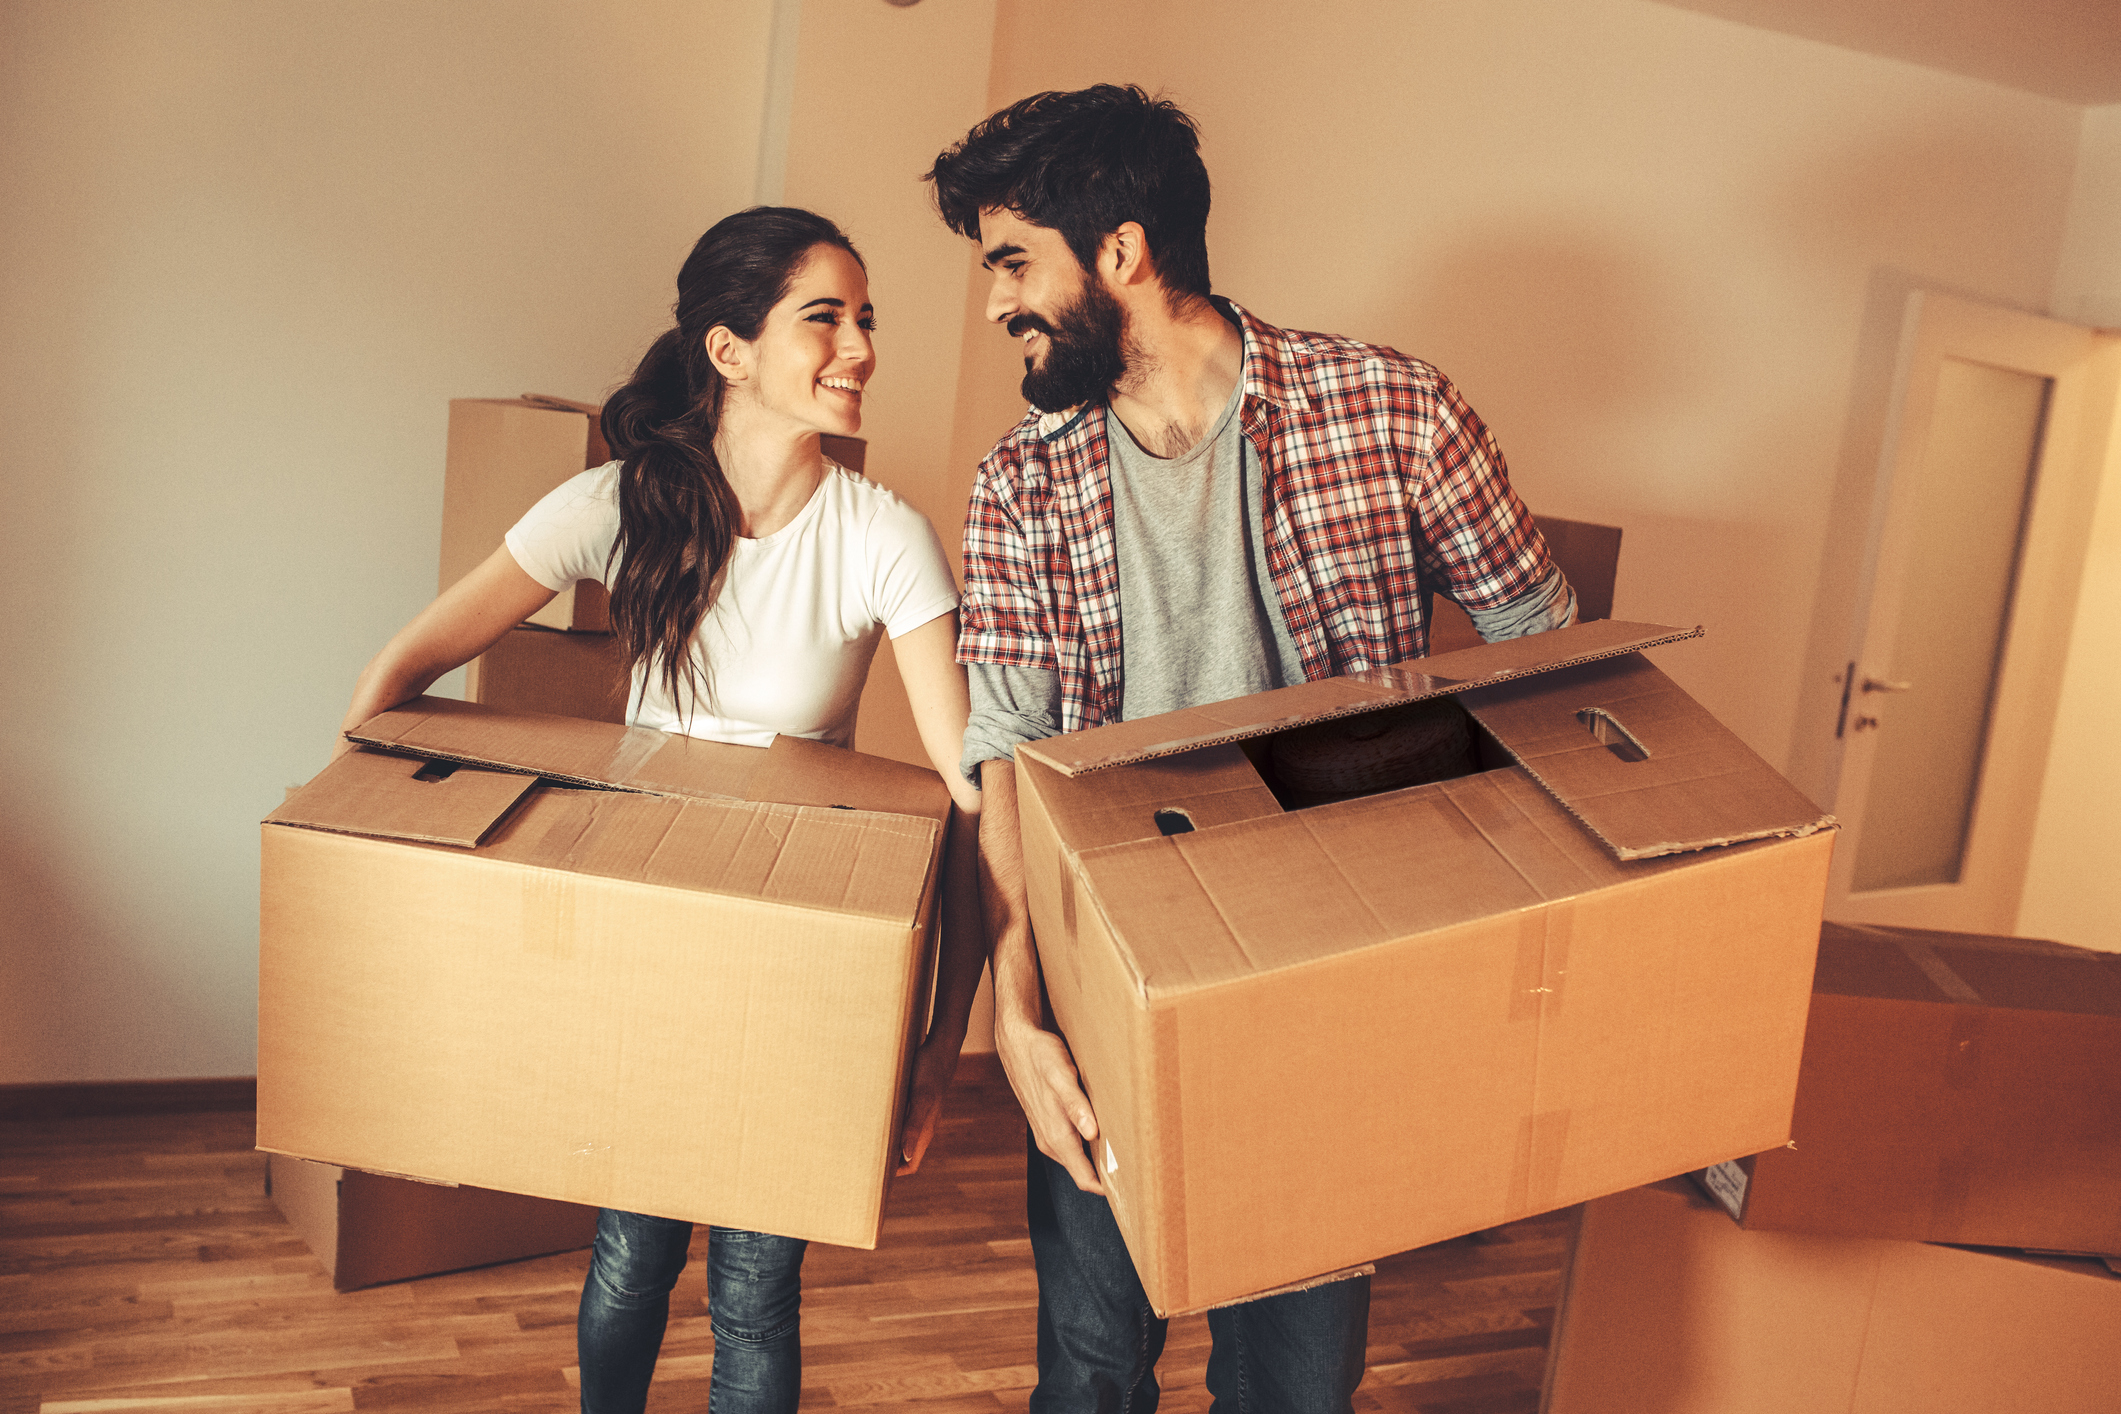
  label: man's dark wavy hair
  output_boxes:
[925,84,1212,301]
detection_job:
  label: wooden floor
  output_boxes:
[1,1061,1571,1414]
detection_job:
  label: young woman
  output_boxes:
[335,207,985,1414]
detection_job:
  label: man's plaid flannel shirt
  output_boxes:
[957,299,1554,734]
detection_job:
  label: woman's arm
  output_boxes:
[889,611,986,1174]
[335,544,559,757]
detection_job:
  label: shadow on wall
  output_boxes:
[1396,231,1706,447]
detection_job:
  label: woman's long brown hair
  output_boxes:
[600,207,862,723]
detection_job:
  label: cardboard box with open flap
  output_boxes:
[1011,620,1838,1315]
[258,698,952,1249]
[1695,920,2121,1256]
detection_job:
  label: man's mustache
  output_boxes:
[1006,313,1054,339]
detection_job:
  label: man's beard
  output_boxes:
[1011,276,1127,413]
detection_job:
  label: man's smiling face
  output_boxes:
[978,207,1126,413]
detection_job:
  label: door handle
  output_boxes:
[1861,676,1915,694]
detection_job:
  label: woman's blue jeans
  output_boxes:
[576,1206,808,1414]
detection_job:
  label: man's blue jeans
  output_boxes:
[1026,1136,1370,1414]
[576,1206,808,1414]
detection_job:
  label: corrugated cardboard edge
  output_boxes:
[1192,1262,1377,1315]
[1021,622,1705,776]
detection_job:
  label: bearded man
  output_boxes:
[927,85,1575,1414]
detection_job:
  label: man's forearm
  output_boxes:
[925,804,986,1046]
[976,760,1044,1038]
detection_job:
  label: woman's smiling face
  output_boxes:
[727,242,876,438]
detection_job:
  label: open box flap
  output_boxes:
[345,698,948,821]
[347,696,679,790]
[1454,653,1833,859]
[1018,620,1702,776]
[266,749,538,847]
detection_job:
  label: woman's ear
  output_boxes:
[705,325,751,385]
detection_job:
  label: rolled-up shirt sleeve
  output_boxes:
[1464,563,1577,643]
[960,663,1062,788]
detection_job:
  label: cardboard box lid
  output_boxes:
[1019,619,1701,777]
[1814,921,2121,1018]
[344,696,951,823]
[1020,621,1831,860]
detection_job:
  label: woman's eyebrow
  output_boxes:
[797,297,876,314]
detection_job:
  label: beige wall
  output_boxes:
[0,0,773,1084]
[2052,105,2121,327]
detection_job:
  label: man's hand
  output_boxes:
[895,1034,962,1176]
[996,1012,1104,1195]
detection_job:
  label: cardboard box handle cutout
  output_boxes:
[1576,707,1651,763]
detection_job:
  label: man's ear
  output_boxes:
[705,325,751,384]
[1100,222,1154,288]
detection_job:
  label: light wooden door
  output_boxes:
[1825,292,2121,931]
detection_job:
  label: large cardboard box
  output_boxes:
[258,698,951,1248]
[1695,921,2121,1255]
[466,625,631,724]
[268,1152,597,1290]
[1013,621,1837,1314]
[1541,1180,2121,1414]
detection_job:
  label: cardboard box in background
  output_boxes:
[443,396,613,631]
[467,625,630,724]
[1541,1180,2121,1414]
[259,698,950,1248]
[268,1152,596,1291]
[1695,920,2121,1255]
[1014,620,1837,1314]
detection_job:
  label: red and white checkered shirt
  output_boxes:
[957,299,1553,733]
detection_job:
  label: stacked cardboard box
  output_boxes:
[1542,923,2121,1409]
[259,698,952,1248]
[1541,1180,2121,1414]
[267,1152,598,1291]
[1697,920,2121,1255]
[1012,619,1838,1314]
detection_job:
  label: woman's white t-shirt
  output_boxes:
[505,461,959,748]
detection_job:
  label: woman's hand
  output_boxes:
[895,1033,963,1175]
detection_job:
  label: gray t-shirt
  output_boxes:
[958,380,1576,785]
[1106,377,1307,720]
